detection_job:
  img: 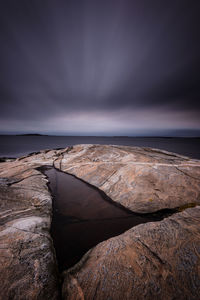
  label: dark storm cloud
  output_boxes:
[0,0,200,133]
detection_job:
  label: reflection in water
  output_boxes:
[43,167,176,271]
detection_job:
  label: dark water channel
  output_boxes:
[42,167,177,272]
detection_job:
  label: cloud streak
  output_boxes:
[0,0,200,134]
[1,108,199,136]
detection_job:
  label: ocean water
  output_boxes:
[0,135,200,159]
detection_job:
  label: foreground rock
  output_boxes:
[63,206,200,300]
[0,151,61,299]
[0,144,200,299]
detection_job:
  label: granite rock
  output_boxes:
[0,145,200,299]
[63,206,200,300]
[0,152,60,299]
[56,144,200,213]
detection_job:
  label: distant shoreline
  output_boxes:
[0,135,200,159]
[0,134,200,138]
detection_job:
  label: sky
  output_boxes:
[0,0,200,136]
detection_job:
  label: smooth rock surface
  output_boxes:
[0,144,200,299]
[55,144,200,213]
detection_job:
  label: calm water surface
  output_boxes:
[43,167,177,271]
[0,135,200,159]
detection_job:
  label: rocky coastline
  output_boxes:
[0,145,200,299]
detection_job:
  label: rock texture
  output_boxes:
[55,144,200,213]
[0,151,61,299]
[63,206,200,300]
[0,144,200,299]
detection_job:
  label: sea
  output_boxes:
[0,135,200,159]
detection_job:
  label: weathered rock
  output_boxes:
[63,206,200,300]
[55,144,200,213]
[0,144,200,299]
[0,216,59,299]
[0,153,60,299]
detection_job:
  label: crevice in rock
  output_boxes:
[52,167,141,215]
[5,224,52,241]
[36,166,63,299]
[137,238,166,265]
[176,202,197,211]
[37,166,181,273]
[36,165,199,300]
[98,169,119,187]
[7,174,40,186]
[175,166,200,181]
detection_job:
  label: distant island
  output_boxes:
[17,133,49,136]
